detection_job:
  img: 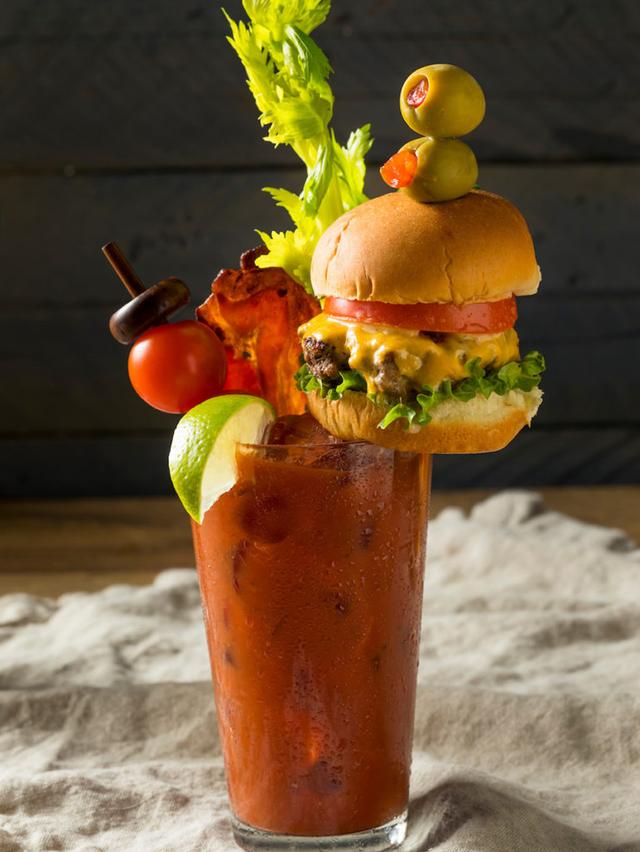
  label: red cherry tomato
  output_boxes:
[222,349,262,395]
[128,320,227,413]
[324,296,517,334]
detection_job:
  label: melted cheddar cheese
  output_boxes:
[299,313,520,393]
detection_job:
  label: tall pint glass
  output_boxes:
[192,437,431,850]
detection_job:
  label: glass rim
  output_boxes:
[237,439,376,451]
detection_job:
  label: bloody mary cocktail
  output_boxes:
[102,4,546,847]
[193,416,431,848]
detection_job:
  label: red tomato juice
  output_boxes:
[192,438,431,837]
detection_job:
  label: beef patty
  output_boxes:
[302,337,412,399]
[302,337,348,380]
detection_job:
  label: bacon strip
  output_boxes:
[197,251,320,416]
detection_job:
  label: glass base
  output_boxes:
[231,811,407,851]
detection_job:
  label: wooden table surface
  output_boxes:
[1,487,638,598]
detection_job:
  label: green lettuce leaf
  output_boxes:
[335,370,367,394]
[296,351,546,430]
[225,2,373,291]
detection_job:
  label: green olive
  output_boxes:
[400,64,485,138]
[400,136,478,203]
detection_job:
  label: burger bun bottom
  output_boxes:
[307,388,543,454]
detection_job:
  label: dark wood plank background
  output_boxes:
[2,0,639,496]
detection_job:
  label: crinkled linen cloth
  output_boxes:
[0,492,639,852]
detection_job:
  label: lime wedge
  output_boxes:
[169,394,275,523]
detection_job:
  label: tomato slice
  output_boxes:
[324,296,517,334]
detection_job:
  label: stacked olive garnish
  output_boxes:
[380,64,485,202]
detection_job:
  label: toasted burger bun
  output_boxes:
[311,190,540,305]
[307,387,542,454]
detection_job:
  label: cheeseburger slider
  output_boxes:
[296,63,544,454]
[296,189,544,453]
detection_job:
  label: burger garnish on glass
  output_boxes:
[296,189,544,453]
[295,64,545,454]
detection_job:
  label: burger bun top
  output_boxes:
[310,190,540,305]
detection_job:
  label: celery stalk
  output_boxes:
[224,1,373,291]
